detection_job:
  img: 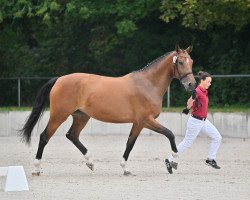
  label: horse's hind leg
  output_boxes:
[120,124,142,176]
[66,111,93,170]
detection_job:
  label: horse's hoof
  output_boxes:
[171,161,178,170]
[86,163,94,171]
[123,171,136,176]
[32,172,41,176]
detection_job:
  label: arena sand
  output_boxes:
[1,134,250,200]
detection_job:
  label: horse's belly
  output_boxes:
[84,106,134,123]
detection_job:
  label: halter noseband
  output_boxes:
[172,55,193,81]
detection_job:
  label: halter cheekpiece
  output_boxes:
[172,55,193,81]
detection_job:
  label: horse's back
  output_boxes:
[55,73,134,96]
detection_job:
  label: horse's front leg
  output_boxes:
[144,116,178,155]
[121,124,142,176]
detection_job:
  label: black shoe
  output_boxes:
[205,159,221,169]
[165,159,178,174]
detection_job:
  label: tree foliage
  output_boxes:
[0,0,249,106]
[160,0,250,31]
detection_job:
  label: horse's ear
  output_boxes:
[175,44,181,54]
[185,45,193,54]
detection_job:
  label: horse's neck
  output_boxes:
[137,55,174,97]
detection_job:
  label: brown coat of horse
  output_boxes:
[21,45,196,175]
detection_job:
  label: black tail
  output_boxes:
[20,77,58,144]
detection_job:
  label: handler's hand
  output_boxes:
[186,96,194,109]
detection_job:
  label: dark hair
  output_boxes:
[197,71,211,83]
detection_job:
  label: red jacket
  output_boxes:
[192,85,208,118]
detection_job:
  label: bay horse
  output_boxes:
[20,45,196,176]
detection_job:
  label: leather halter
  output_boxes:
[173,55,193,81]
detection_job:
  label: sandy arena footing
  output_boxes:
[0,134,250,200]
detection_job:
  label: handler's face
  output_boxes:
[201,77,212,90]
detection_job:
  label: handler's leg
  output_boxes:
[201,119,222,168]
[168,116,203,162]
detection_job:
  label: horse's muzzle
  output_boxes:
[182,81,196,92]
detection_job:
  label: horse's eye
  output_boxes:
[178,61,183,65]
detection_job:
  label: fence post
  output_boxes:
[18,78,21,107]
[167,86,170,108]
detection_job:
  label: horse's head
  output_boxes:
[172,45,196,92]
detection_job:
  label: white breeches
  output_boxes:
[169,116,222,161]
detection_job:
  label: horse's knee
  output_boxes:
[66,133,87,155]
[164,129,178,153]
[66,133,78,144]
[164,129,175,141]
[169,132,175,141]
[66,132,71,140]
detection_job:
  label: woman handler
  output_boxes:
[165,71,222,174]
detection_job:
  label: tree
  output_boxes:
[0,0,249,106]
[0,0,159,76]
[160,0,250,31]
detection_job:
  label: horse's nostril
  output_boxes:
[188,82,195,90]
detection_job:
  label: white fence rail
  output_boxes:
[0,111,249,138]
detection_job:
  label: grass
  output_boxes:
[0,105,249,113]
[0,107,33,111]
[0,107,49,112]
